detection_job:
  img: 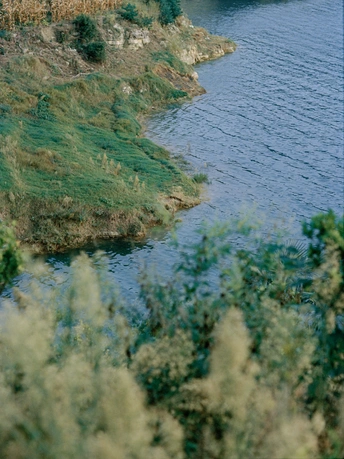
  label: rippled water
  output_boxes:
[4,0,343,299]
[149,0,344,228]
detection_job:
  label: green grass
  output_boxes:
[151,50,193,75]
[0,8,236,250]
[192,173,209,184]
[0,54,198,250]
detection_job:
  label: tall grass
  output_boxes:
[0,0,122,29]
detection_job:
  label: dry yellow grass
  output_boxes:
[0,0,122,29]
[0,0,47,29]
[50,0,121,22]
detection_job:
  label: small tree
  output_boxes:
[0,222,22,293]
[169,0,182,19]
[117,3,139,22]
[73,14,98,43]
[158,0,174,25]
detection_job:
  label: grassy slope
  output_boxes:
[0,7,235,252]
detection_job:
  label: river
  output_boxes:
[4,0,344,300]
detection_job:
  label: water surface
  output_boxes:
[148,0,343,229]
[4,0,344,299]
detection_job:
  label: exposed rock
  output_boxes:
[126,28,150,50]
[106,23,125,49]
[179,45,200,65]
[166,24,180,34]
[40,26,56,43]
[175,16,193,28]
[178,40,234,65]
[121,83,133,95]
[153,64,205,97]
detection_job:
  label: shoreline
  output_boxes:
[0,11,235,253]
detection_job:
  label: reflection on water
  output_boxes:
[3,0,343,300]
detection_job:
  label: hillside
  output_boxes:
[0,1,235,252]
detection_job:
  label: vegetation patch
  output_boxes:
[0,212,343,457]
[0,2,236,251]
[117,3,153,28]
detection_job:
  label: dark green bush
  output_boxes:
[0,29,11,41]
[0,103,11,113]
[169,0,182,19]
[136,15,153,28]
[0,222,22,293]
[55,29,68,44]
[73,15,106,63]
[29,93,54,120]
[73,14,98,43]
[157,0,182,25]
[117,3,153,28]
[303,209,344,272]
[117,3,139,22]
[158,0,174,25]
[82,41,106,63]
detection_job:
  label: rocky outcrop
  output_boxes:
[153,64,204,97]
[126,28,150,50]
[173,15,235,65]
[106,23,125,48]
[105,24,150,50]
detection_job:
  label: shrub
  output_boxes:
[55,29,68,44]
[82,41,106,62]
[73,15,106,63]
[29,93,54,120]
[192,173,208,184]
[169,0,181,19]
[0,213,343,457]
[117,3,153,28]
[136,15,153,28]
[0,29,11,40]
[158,0,173,25]
[0,104,11,113]
[0,222,22,293]
[73,14,98,43]
[157,0,182,25]
[117,3,138,22]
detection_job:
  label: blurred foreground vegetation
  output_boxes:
[0,210,343,458]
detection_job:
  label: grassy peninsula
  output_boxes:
[0,0,235,252]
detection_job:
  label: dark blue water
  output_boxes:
[4,0,343,299]
[148,0,344,228]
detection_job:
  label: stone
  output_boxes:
[40,26,56,43]
[126,28,150,50]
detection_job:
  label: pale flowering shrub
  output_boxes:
[0,251,183,458]
[0,211,343,458]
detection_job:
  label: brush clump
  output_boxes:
[0,211,343,458]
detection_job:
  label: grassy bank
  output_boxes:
[0,2,235,252]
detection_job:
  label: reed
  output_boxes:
[0,0,122,29]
